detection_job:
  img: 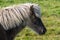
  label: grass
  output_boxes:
[0,0,60,40]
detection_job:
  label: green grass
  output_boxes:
[0,0,60,40]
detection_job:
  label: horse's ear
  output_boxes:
[30,5,34,15]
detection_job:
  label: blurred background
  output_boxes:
[0,0,60,40]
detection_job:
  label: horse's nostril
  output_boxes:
[43,28,47,33]
[39,28,47,35]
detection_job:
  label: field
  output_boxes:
[0,0,60,40]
